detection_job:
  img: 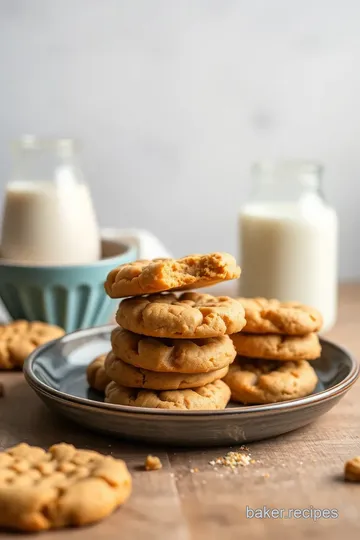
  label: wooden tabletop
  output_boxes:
[1,283,360,539]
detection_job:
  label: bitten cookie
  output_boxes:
[0,442,132,532]
[86,354,111,392]
[105,379,231,410]
[0,321,65,370]
[231,332,321,361]
[116,292,246,339]
[111,327,236,373]
[223,358,318,404]
[237,297,323,335]
[104,252,240,298]
[344,456,360,482]
[104,351,228,390]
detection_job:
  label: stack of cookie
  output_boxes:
[224,298,322,404]
[99,253,246,410]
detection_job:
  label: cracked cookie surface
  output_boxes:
[0,443,131,532]
[116,292,246,339]
[86,353,111,392]
[111,327,236,373]
[237,297,323,335]
[0,321,65,369]
[104,351,229,390]
[223,358,318,404]
[105,379,231,410]
[231,332,321,361]
[104,252,240,298]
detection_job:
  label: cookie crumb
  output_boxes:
[190,467,199,473]
[145,455,162,471]
[209,449,252,470]
[262,472,270,479]
[344,456,360,482]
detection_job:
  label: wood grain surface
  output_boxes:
[0,283,360,539]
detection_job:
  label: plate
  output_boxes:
[24,325,359,447]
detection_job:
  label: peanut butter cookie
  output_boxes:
[237,297,323,335]
[231,332,321,361]
[111,327,236,373]
[105,379,231,410]
[344,456,360,481]
[223,358,318,404]
[105,252,240,298]
[104,351,228,390]
[116,292,246,339]
[0,320,65,370]
[86,353,111,392]
[0,442,131,532]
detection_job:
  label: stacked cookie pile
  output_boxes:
[96,253,247,410]
[224,298,322,404]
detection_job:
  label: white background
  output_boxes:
[0,0,359,279]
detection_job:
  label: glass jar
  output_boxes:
[1,136,101,265]
[239,160,338,333]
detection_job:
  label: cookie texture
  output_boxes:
[0,442,131,532]
[86,354,111,392]
[0,321,65,370]
[104,252,240,298]
[223,358,318,404]
[105,379,231,410]
[344,456,360,482]
[111,327,236,373]
[116,292,246,339]
[231,332,321,361]
[104,351,228,390]
[237,297,323,335]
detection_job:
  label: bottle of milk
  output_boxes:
[239,161,338,333]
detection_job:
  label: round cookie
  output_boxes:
[0,320,65,370]
[104,252,240,298]
[231,332,321,361]
[237,297,323,335]
[105,379,231,410]
[111,327,236,373]
[86,353,111,392]
[0,442,131,532]
[223,358,318,404]
[104,351,229,390]
[116,292,246,339]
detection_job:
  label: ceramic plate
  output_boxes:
[24,325,359,447]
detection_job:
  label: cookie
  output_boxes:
[223,358,318,404]
[344,456,360,482]
[231,332,321,361]
[104,252,240,298]
[116,292,246,339]
[104,351,228,390]
[86,354,111,392]
[0,442,131,532]
[105,379,231,410]
[237,297,323,335]
[0,320,65,370]
[111,327,236,373]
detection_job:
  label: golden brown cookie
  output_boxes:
[223,358,318,404]
[0,320,65,370]
[344,456,360,481]
[237,297,323,335]
[104,351,228,390]
[231,332,321,361]
[0,442,131,532]
[116,292,246,339]
[111,327,236,373]
[105,379,231,410]
[86,353,111,392]
[104,252,240,298]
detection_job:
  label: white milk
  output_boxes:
[1,181,101,265]
[239,197,338,333]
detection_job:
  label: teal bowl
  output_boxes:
[0,239,137,332]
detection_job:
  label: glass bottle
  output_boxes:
[1,136,101,265]
[239,160,338,333]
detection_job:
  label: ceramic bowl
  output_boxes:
[0,240,136,332]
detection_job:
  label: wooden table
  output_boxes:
[1,283,360,539]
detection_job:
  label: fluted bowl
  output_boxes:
[0,239,136,332]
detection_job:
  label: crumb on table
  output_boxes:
[344,456,360,482]
[145,455,162,471]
